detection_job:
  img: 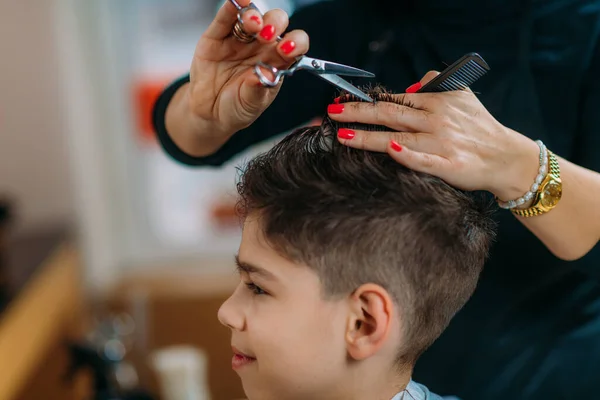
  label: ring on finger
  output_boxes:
[231,2,259,43]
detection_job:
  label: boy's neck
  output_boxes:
[337,365,412,400]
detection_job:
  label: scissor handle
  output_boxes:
[236,2,259,25]
[230,1,283,42]
[254,60,304,87]
[254,63,282,87]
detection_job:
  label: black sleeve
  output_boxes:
[152,1,343,167]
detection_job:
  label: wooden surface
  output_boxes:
[0,244,86,400]
[16,337,92,400]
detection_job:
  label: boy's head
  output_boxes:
[218,88,496,400]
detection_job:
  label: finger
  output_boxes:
[337,129,446,154]
[420,70,440,85]
[387,140,451,176]
[205,0,254,40]
[258,29,310,70]
[251,29,308,86]
[389,92,445,112]
[327,101,433,133]
[238,6,264,35]
[405,70,440,93]
[256,8,289,43]
[408,70,475,96]
[331,92,441,113]
[275,29,310,62]
[239,67,282,109]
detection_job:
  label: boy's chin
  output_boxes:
[239,378,270,400]
[240,373,299,400]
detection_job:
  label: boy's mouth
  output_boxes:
[231,346,256,370]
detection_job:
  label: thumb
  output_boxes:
[239,69,282,113]
[406,70,439,93]
[406,70,474,93]
[420,70,440,85]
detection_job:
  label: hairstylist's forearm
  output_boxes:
[164,82,234,158]
[515,158,600,261]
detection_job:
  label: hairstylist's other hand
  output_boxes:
[175,0,309,152]
[327,72,541,201]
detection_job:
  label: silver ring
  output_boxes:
[231,3,259,43]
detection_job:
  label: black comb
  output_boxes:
[417,53,490,93]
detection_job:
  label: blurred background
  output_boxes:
[0,1,323,399]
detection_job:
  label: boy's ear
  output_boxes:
[345,283,395,361]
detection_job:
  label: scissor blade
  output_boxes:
[317,74,374,102]
[321,61,376,78]
[297,57,375,78]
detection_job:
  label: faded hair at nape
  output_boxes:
[235,85,496,366]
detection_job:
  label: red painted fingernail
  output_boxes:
[280,40,296,54]
[250,15,261,24]
[406,82,422,93]
[259,25,275,40]
[338,128,355,140]
[390,140,403,152]
[327,104,344,114]
[333,97,341,104]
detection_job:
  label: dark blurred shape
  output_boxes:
[1,225,71,314]
[0,196,14,310]
[293,0,323,7]
[67,341,156,400]
[0,196,14,250]
[66,342,113,397]
[0,193,71,313]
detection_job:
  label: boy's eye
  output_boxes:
[245,282,267,295]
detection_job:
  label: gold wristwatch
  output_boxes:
[512,150,562,218]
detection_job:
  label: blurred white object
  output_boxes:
[115,362,140,390]
[150,346,211,400]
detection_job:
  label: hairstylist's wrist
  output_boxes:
[165,83,233,158]
[490,131,542,206]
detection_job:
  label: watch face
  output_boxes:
[540,180,562,208]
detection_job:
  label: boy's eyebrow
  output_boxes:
[235,255,277,281]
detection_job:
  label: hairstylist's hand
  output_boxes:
[327,72,541,201]
[188,0,309,137]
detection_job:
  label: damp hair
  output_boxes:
[235,85,497,367]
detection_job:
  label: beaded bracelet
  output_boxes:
[497,140,548,210]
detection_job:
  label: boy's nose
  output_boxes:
[218,292,245,331]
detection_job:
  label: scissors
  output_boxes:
[228,0,375,102]
[254,58,375,102]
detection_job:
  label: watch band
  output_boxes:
[512,150,561,218]
[511,204,547,218]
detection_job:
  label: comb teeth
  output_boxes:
[437,60,488,91]
[419,53,490,93]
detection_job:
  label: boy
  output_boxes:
[218,89,496,400]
